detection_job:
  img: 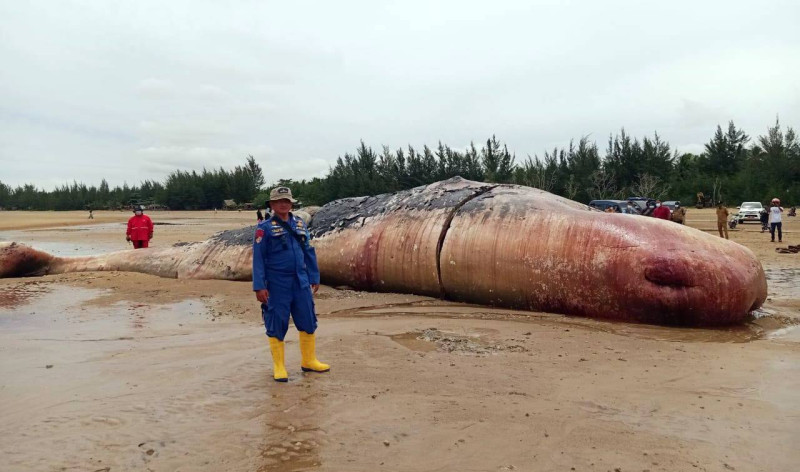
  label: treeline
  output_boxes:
[279,119,799,207]
[159,156,264,210]
[0,156,264,211]
[1,120,797,211]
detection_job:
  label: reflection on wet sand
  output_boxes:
[0,282,266,471]
[391,328,527,354]
[331,299,799,345]
[389,331,439,353]
[765,267,800,299]
[258,387,326,472]
[0,280,50,308]
[0,224,124,256]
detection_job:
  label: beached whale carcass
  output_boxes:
[1,177,767,326]
[309,177,767,326]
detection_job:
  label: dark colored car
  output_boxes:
[662,200,680,211]
[626,196,656,215]
[589,200,641,214]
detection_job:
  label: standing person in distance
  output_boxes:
[126,205,154,249]
[769,198,784,243]
[759,206,769,233]
[671,203,686,224]
[716,202,729,239]
[652,200,671,220]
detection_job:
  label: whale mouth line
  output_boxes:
[643,265,697,289]
[645,276,697,289]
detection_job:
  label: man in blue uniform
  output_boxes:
[253,186,329,382]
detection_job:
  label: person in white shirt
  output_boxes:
[769,198,783,243]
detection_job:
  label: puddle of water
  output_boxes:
[0,233,120,256]
[389,332,438,353]
[0,281,51,308]
[22,223,125,232]
[765,268,800,299]
[336,300,799,344]
[766,325,800,342]
[29,228,89,232]
[0,282,210,339]
[584,319,769,343]
[0,224,124,256]
[121,299,209,331]
[0,284,100,331]
[0,280,275,471]
[258,437,322,472]
[390,328,527,355]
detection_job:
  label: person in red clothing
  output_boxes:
[652,200,671,220]
[126,205,154,249]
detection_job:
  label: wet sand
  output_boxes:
[1,208,799,471]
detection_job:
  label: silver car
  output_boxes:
[737,202,763,224]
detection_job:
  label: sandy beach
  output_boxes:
[1,209,798,472]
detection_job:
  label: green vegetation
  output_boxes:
[281,119,799,207]
[1,120,797,211]
[0,156,264,211]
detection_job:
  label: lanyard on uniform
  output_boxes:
[274,217,308,249]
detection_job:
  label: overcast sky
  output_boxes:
[1,0,799,190]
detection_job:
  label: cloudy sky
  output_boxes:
[1,0,799,189]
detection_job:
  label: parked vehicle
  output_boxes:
[627,197,656,216]
[737,202,763,224]
[661,200,680,216]
[589,200,641,214]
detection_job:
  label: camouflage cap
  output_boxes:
[269,186,297,203]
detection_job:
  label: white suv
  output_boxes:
[737,202,763,224]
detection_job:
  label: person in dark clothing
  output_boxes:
[759,207,769,233]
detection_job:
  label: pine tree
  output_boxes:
[701,121,749,176]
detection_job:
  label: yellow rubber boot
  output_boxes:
[299,332,330,373]
[268,337,289,382]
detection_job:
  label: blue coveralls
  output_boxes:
[252,213,321,340]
